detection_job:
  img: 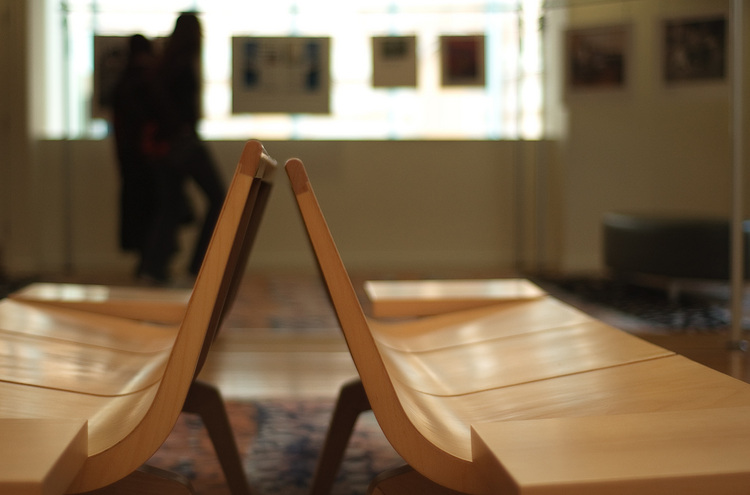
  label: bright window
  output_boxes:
[41,0,542,140]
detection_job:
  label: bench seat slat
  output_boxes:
[0,300,177,353]
[0,331,169,396]
[364,278,546,318]
[368,297,592,352]
[377,319,673,396]
[10,283,189,325]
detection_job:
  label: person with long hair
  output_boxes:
[140,12,226,283]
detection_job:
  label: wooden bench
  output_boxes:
[285,156,750,494]
[0,141,275,494]
[5,141,275,495]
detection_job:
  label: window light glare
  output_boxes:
[44,0,542,140]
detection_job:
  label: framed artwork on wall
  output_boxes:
[663,16,726,84]
[372,36,418,88]
[231,36,331,114]
[566,25,630,92]
[440,35,486,87]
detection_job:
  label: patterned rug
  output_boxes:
[223,274,340,332]
[148,399,403,495]
[535,276,734,334]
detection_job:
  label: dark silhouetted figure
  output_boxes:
[111,34,159,276]
[140,12,226,283]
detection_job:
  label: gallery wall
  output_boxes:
[544,0,748,274]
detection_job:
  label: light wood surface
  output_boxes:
[285,156,750,495]
[0,419,87,495]
[472,407,750,495]
[367,296,591,352]
[394,355,750,460]
[0,329,169,395]
[375,317,672,396]
[365,278,545,317]
[10,283,190,325]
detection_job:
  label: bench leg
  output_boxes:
[309,378,371,495]
[82,465,195,494]
[182,380,254,495]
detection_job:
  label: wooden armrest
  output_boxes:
[471,407,750,495]
[0,418,87,495]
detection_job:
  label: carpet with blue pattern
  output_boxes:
[149,399,403,495]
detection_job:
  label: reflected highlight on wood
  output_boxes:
[365,278,545,317]
[11,283,190,325]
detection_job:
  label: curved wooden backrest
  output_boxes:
[212,165,273,330]
[65,140,276,493]
[285,159,479,493]
[195,148,275,377]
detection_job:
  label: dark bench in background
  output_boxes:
[603,212,750,298]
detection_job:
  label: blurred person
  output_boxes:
[141,12,226,283]
[111,34,160,278]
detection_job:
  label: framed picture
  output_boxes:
[232,36,331,114]
[566,25,630,92]
[440,35,485,87]
[372,36,417,88]
[663,16,726,84]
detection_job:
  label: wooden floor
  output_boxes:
[199,272,357,400]
[193,272,750,401]
[198,326,356,400]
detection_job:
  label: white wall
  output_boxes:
[21,139,544,279]
[0,0,34,276]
